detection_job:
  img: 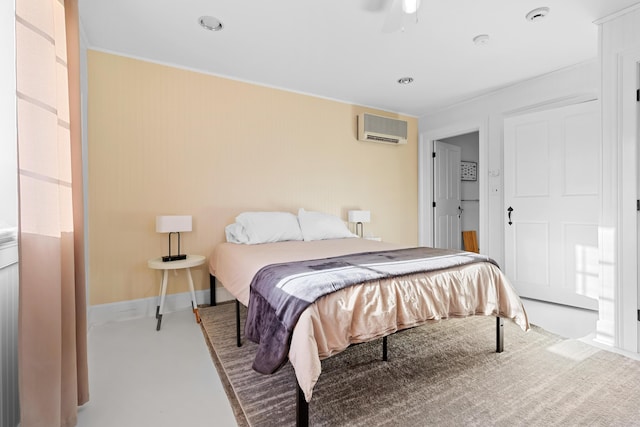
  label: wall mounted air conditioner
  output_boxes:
[357,113,408,145]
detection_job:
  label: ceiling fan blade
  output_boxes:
[382,0,403,33]
[361,0,388,13]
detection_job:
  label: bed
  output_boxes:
[209,225,529,426]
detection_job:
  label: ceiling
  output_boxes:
[79,0,640,117]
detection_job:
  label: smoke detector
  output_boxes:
[526,7,550,22]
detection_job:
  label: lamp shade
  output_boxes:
[348,210,371,223]
[156,215,192,233]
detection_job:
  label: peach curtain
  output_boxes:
[16,0,89,426]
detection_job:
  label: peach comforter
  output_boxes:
[209,238,529,402]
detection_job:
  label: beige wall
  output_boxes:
[87,50,418,306]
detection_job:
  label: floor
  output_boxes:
[76,298,635,427]
[76,309,236,427]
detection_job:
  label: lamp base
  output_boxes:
[162,254,187,262]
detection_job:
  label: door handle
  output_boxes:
[507,206,513,225]
[458,206,463,219]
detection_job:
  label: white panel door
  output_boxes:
[434,141,461,249]
[504,101,600,310]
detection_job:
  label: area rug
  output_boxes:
[200,303,640,426]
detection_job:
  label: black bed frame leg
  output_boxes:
[296,383,309,427]
[236,299,242,347]
[210,274,217,306]
[382,336,388,361]
[496,316,504,353]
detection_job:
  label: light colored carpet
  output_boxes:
[200,303,640,426]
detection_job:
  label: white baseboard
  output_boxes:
[88,286,235,328]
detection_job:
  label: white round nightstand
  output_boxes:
[148,254,206,331]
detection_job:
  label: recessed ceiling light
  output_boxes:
[398,77,414,85]
[199,16,223,31]
[526,7,550,22]
[473,34,490,45]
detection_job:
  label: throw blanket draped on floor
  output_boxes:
[245,247,499,374]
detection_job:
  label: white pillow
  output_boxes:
[297,208,357,241]
[233,211,303,244]
[225,222,250,244]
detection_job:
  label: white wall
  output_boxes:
[0,3,19,426]
[419,60,599,268]
[0,0,17,228]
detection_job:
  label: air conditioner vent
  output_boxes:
[365,134,402,143]
[357,113,408,145]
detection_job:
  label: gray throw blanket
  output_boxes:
[244,247,498,374]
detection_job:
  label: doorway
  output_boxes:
[437,132,480,250]
[418,122,487,253]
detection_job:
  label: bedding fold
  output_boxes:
[244,247,500,375]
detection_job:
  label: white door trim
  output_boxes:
[617,47,640,352]
[419,119,488,251]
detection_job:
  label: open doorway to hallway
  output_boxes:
[438,131,479,250]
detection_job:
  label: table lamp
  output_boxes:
[156,215,192,262]
[348,210,370,238]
